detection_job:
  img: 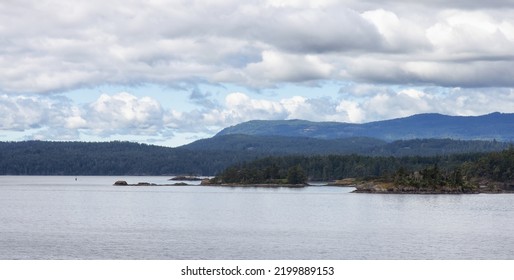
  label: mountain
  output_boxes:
[216,112,514,141]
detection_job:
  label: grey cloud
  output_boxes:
[346,0,514,11]
[348,59,514,87]
[250,6,384,53]
[1,0,514,94]
[189,88,221,109]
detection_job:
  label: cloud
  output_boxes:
[2,1,514,145]
[166,92,367,133]
[217,51,334,87]
[253,5,382,53]
[0,92,174,140]
[337,86,514,121]
[1,0,514,94]
[85,93,166,136]
[3,87,514,145]
[0,94,78,131]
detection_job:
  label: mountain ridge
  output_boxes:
[215,112,514,141]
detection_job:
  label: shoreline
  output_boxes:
[351,182,514,194]
[112,180,513,193]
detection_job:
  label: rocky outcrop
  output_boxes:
[351,181,502,194]
[114,180,128,186]
[113,181,189,186]
[169,176,203,181]
[200,182,306,188]
[331,178,358,186]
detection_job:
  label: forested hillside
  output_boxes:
[0,141,260,175]
[0,139,510,176]
[217,112,514,141]
[182,135,509,156]
[181,135,386,155]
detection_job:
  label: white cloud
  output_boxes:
[0,94,77,131]
[85,93,165,136]
[426,10,514,55]
[338,86,514,122]
[336,100,366,123]
[224,51,334,86]
[2,87,514,145]
[362,9,429,52]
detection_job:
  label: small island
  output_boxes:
[113,180,189,186]
[205,164,309,188]
[205,148,514,193]
[111,148,514,193]
[169,175,203,181]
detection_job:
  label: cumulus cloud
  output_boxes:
[337,86,514,121]
[0,94,78,131]
[3,87,514,144]
[85,93,166,136]
[0,92,173,140]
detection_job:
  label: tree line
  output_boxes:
[0,141,254,175]
[0,140,512,180]
[212,148,514,186]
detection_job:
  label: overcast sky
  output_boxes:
[1,0,514,146]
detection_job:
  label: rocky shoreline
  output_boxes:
[113,179,513,193]
[113,180,306,188]
[352,181,514,194]
[201,183,306,188]
[113,180,189,186]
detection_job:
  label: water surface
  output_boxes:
[0,176,512,259]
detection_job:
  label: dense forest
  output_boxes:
[212,148,514,191]
[0,139,511,176]
[0,141,258,175]
[211,153,482,183]
[181,135,509,157]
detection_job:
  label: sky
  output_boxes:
[1,0,514,147]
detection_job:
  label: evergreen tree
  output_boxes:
[287,165,307,184]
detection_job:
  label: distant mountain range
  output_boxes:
[216,112,514,141]
[1,113,513,176]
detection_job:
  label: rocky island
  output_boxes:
[169,175,203,181]
[113,180,189,186]
[351,181,513,194]
[204,164,309,188]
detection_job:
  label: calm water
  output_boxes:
[0,176,513,260]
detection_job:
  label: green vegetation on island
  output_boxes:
[207,164,308,187]
[210,148,514,193]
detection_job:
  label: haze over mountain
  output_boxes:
[216,113,514,142]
